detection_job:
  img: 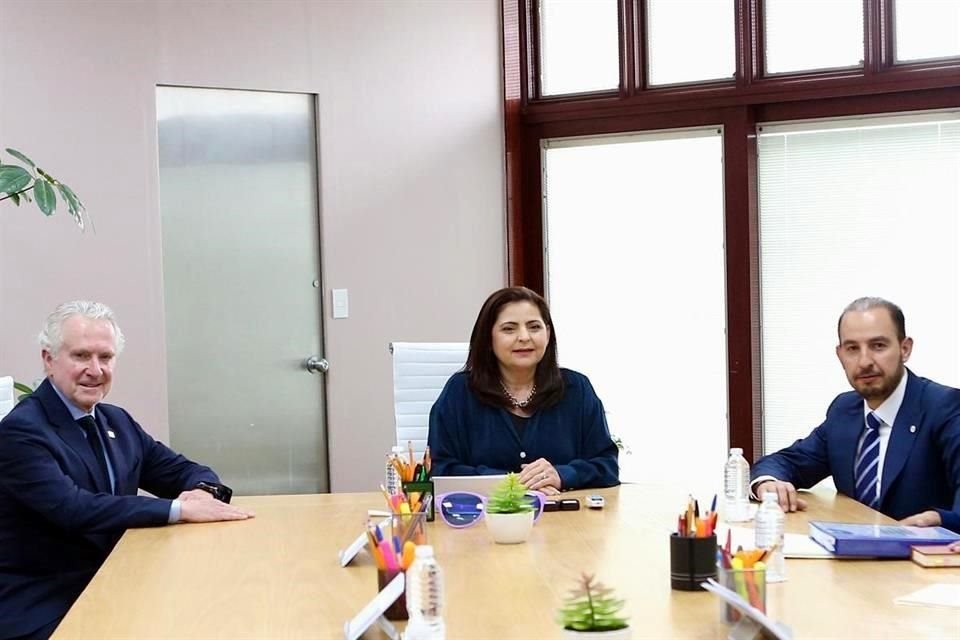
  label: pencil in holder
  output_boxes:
[669,533,717,591]
[401,480,435,522]
[718,564,766,623]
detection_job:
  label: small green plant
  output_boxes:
[486,472,534,514]
[0,148,89,230]
[557,572,629,632]
[13,381,33,402]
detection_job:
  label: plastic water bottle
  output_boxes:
[754,491,786,582]
[385,445,405,495]
[405,545,445,640]
[723,447,751,522]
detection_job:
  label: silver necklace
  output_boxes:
[500,380,537,408]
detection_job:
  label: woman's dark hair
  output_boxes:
[466,286,564,411]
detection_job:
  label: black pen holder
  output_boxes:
[400,480,435,522]
[670,533,717,591]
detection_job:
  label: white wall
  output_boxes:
[0,0,506,491]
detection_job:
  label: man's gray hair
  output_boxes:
[838,296,906,341]
[38,300,126,355]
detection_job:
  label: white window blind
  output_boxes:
[543,128,727,498]
[539,0,620,96]
[646,0,735,86]
[763,0,863,74]
[894,0,960,63]
[758,112,960,455]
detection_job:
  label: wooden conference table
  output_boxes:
[54,484,959,639]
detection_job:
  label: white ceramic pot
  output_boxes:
[562,626,631,640]
[484,510,534,544]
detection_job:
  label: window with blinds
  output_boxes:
[538,0,620,96]
[758,112,960,455]
[543,128,727,496]
[763,0,864,74]
[645,0,735,86]
[894,0,960,63]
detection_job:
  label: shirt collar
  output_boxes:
[49,381,97,422]
[863,368,908,427]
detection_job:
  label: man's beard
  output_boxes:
[853,365,904,402]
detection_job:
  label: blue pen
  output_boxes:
[393,535,402,554]
[374,524,384,543]
[710,494,717,513]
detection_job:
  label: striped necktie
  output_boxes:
[854,412,881,508]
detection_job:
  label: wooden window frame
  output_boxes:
[501,0,960,461]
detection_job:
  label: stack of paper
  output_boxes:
[894,584,960,609]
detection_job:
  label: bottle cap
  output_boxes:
[414,544,435,558]
[761,491,779,502]
[730,447,743,455]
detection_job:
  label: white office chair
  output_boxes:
[0,376,15,421]
[390,342,469,461]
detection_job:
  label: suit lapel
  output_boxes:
[36,379,110,493]
[834,401,864,494]
[880,372,922,505]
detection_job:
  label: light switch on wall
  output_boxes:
[332,288,349,319]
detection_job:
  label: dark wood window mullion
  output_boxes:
[621,0,637,96]
[722,106,760,462]
[529,0,542,100]
[864,0,880,76]
[879,0,896,68]
[504,0,526,289]
[634,0,648,92]
[753,0,767,79]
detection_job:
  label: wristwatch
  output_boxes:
[194,481,233,504]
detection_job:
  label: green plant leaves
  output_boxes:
[1,148,87,231]
[13,381,33,402]
[0,165,32,195]
[5,148,36,170]
[34,179,56,215]
[486,473,535,514]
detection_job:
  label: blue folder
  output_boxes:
[809,521,960,558]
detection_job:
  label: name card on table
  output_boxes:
[343,572,404,640]
[338,516,391,567]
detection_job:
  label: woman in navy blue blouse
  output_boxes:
[427,287,619,493]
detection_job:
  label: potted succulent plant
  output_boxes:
[556,572,630,639]
[484,472,536,544]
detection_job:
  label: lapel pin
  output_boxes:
[106,430,116,439]
[909,425,916,434]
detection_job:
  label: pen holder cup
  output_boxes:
[669,534,717,591]
[718,565,766,623]
[376,567,408,620]
[400,480,435,522]
[391,511,428,549]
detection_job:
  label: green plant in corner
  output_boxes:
[485,472,535,514]
[13,382,34,402]
[557,572,629,632]
[0,148,89,230]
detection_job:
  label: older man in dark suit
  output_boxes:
[0,301,254,640]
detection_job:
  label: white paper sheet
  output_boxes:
[895,584,960,609]
[723,526,835,558]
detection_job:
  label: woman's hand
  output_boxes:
[519,458,561,491]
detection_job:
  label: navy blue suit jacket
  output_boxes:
[428,369,619,489]
[751,370,960,532]
[0,379,219,639]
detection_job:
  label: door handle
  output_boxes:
[304,356,329,374]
